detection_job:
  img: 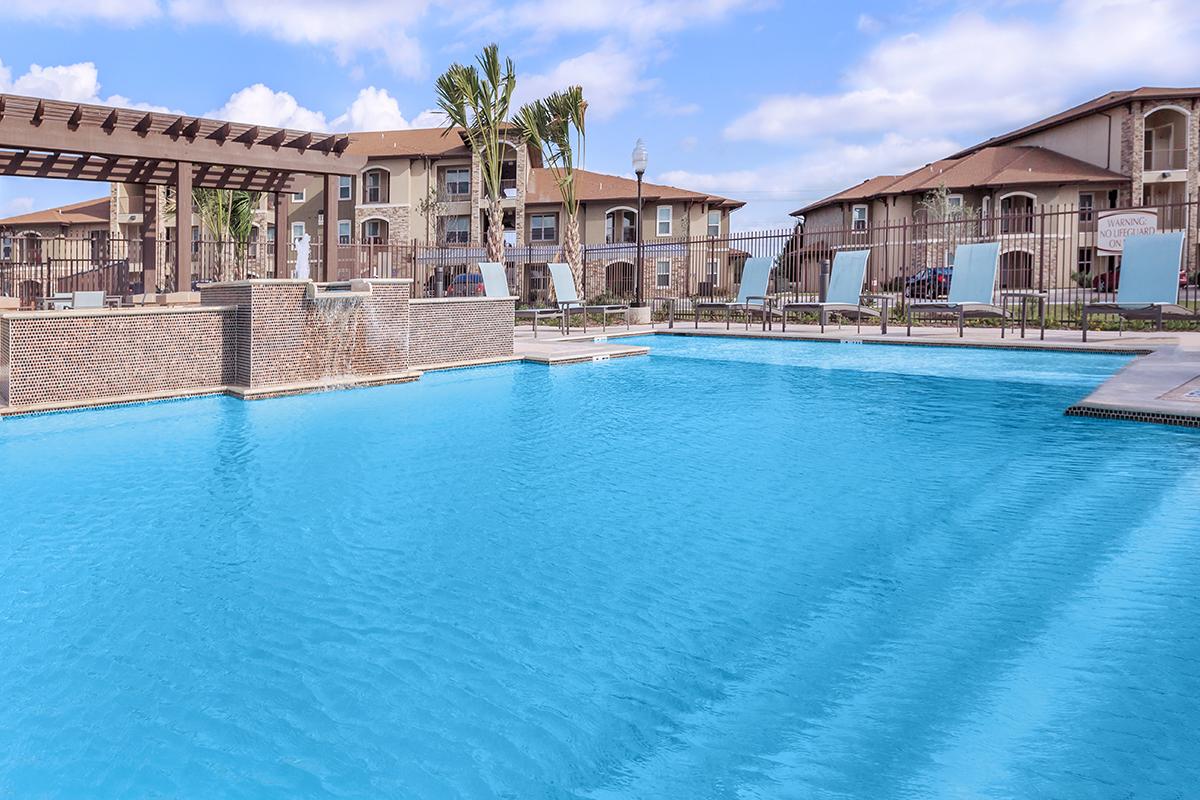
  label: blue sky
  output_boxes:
[2,0,1199,230]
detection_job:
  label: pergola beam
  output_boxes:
[0,149,300,192]
[0,93,361,176]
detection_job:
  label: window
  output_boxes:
[362,169,388,204]
[851,204,868,231]
[1078,247,1094,275]
[337,220,352,244]
[266,225,276,243]
[1,233,12,260]
[290,222,305,244]
[656,259,671,288]
[946,194,964,218]
[362,219,387,244]
[656,205,672,236]
[191,225,201,255]
[605,210,637,244]
[291,188,306,203]
[1079,192,1094,223]
[707,260,719,285]
[338,176,352,201]
[707,209,721,237]
[444,167,470,197]
[444,215,470,245]
[530,213,558,243]
[999,193,1035,234]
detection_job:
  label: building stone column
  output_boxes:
[1130,101,1145,206]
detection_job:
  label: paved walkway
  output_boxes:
[514,320,1200,427]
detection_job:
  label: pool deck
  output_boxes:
[514,321,1200,428]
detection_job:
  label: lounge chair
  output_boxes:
[694,257,773,329]
[906,242,1004,336]
[1081,231,1194,341]
[547,262,628,333]
[72,291,105,309]
[480,261,561,338]
[780,249,878,333]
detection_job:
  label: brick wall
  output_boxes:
[3,279,514,411]
[200,279,411,388]
[1,306,236,407]
[409,297,515,367]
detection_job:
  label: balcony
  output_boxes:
[1144,147,1187,172]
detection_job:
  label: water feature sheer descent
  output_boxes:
[2,336,1198,798]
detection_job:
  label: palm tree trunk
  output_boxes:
[562,211,583,299]
[485,195,504,263]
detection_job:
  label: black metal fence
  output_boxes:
[4,199,1200,331]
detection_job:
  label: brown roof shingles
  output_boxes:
[526,168,743,209]
[792,146,1125,216]
[0,196,110,227]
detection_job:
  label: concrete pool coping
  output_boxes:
[5,320,1200,425]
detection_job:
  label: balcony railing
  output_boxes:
[1144,147,1187,171]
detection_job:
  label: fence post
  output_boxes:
[819,258,830,302]
[434,265,445,297]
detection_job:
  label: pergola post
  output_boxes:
[323,174,337,282]
[141,187,157,299]
[274,192,290,278]
[175,160,193,293]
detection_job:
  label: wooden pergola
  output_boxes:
[0,92,366,288]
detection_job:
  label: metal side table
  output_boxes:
[1000,290,1047,340]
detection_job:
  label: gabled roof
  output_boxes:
[792,175,903,216]
[0,196,110,228]
[791,146,1125,216]
[347,128,472,158]
[952,86,1200,158]
[526,168,744,209]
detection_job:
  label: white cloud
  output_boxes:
[210,84,442,132]
[5,0,160,25]
[0,59,176,112]
[728,0,1200,143]
[166,0,432,78]
[208,84,330,130]
[517,41,651,120]
[0,196,36,218]
[856,13,882,34]
[494,0,761,40]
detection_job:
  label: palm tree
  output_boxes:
[435,43,517,263]
[516,86,587,292]
[167,187,261,282]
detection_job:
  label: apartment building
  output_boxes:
[791,87,1200,287]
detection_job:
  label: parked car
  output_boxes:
[445,272,485,297]
[904,266,953,299]
[1091,266,1187,293]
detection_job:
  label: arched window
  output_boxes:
[362,218,389,245]
[604,208,637,244]
[999,192,1035,234]
[362,169,390,204]
[1144,106,1189,171]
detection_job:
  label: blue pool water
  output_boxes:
[3,336,1200,798]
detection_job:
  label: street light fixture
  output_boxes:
[632,138,647,305]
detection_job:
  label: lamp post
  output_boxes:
[632,138,647,305]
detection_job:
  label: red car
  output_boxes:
[1091,267,1187,292]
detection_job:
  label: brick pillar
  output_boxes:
[175,160,193,292]
[1130,101,1145,206]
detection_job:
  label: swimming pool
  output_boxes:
[2,336,1199,798]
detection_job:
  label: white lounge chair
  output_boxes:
[480,261,561,338]
[694,257,774,329]
[906,242,1005,337]
[780,249,878,333]
[1081,231,1194,341]
[547,263,628,333]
